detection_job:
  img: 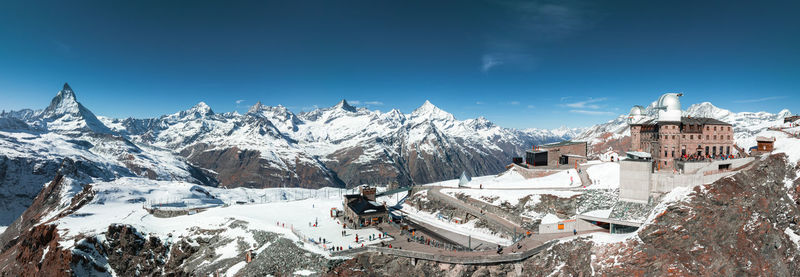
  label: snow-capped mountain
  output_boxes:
[574,101,793,156]
[101,98,578,188]
[0,84,213,226]
[2,83,579,197]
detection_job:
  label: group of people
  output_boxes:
[678,152,738,162]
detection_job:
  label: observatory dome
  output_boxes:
[656,93,682,122]
[629,105,645,116]
[657,93,681,111]
[628,105,646,124]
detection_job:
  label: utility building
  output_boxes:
[525,141,587,168]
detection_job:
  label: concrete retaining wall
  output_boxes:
[539,219,603,234]
[619,160,652,203]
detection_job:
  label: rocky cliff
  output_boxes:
[327,154,800,276]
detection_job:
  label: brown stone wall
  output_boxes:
[630,125,641,151]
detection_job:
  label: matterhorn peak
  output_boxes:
[38,83,111,133]
[333,99,357,113]
[42,82,81,118]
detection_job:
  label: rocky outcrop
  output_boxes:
[0,224,73,277]
[328,153,800,276]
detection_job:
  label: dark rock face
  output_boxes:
[0,224,73,277]
[181,144,345,189]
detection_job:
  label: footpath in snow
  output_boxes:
[426,167,582,189]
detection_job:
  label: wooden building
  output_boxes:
[754,136,776,153]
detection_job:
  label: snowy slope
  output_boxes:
[0,84,213,225]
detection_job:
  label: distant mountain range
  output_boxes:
[0,84,583,225]
[0,84,792,227]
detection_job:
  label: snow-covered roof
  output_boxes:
[756,136,776,142]
[626,151,652,160]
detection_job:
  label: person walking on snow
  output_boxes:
[573,229,577,236]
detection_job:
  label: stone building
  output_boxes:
[628,93,734,170]
[343,186,387,229]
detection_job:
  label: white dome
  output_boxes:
[629,105,645,116]
[657,93,681,111]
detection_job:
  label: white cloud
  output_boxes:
[364,101,384,106]
[733,96,786,103]
[348,100,361,105]
[570,109,614,116]
[510,101,520,105]
[527,105,535,109]
[476,101,485,105]
[564,97,606,109]
[482,54,504,72]
[235,99,245,104]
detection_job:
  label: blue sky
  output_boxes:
[0,0,797,129]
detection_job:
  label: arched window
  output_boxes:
[705,146,709,154]
[713,146,717,155]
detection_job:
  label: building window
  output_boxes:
[726,146,730,155]
[713,146,716,155]
[682,135,685,139]
[728,135,731,140]
[714,126,717,131]
[665,150,668,157]
[714,135,717,140]
[705,146,709,155]
[672,135,676,140]
[671,150,675,157]
[707,135,710,140]
[706,126,710,131]
[690,135,693,140]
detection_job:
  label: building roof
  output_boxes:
[346,195,387,215]
[680,116,731,126]
[562,154,587,158]
[626,151,652,159]
[525,150,548,154]
[542,140,586,148]
[630,116,731,126]
[756,136,776,142]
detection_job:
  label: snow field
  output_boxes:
[585,162,620,190]
[54,178,392,258]
[425,168,582,189]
